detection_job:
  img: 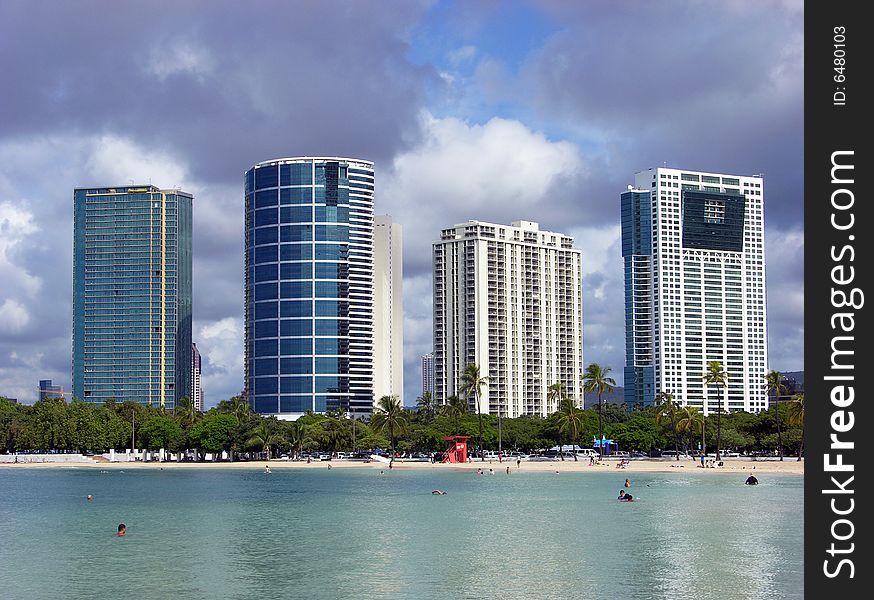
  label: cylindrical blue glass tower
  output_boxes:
[245,157,374,418]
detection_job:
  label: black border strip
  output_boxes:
[805,2,870,594]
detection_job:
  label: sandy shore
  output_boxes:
[1,457,803,475]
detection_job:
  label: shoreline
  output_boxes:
[0,457,804,475]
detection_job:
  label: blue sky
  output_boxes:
[0,0,804,406]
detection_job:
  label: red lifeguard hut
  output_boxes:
[442,436,470,463]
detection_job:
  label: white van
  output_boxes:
[661,450,689,459]
[574,449,599,458]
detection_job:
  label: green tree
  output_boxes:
[654,392,681,460]
[67,400,103,452]
[764,370,788,461]
[554,397,583,460]
[583,363,616,457]
[416,391,436,419]
[31,398,71,451]
[677,406,705,457]
[441,395,468,435]
[189,413,239,460]
[285,420,310,459]
[370,395,409,458]
[703,361,728,461]
[787,393,804,461]
[460,363,489,460]
[246,420,286,460]
[138,415,183,451]
[174,396,201,430]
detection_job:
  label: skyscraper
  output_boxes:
[622,167,768,413]
[421,353,435,397]
[38,380,63,401]
[373,215,403,406]
[245,157,374,419]
[433,220,584,417]
[191,342,203,412]
[73,185,192,408]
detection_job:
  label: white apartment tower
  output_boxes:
[191,342,203,411]
[433,220,584,417]
[622,167,768,414]
[421,353,435,396]
[373,215,403,405]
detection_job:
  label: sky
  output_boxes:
[0,0,804,407]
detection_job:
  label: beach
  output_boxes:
[0,455,804,474]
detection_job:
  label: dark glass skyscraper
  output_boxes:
[73,185,192,408]
[245,157,374,418]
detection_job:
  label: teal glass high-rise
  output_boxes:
[73,185,193,409]
[245,157,374,419]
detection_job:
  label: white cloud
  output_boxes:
[382,113,592,397]
[196,317,243,405]
[84,135,190,189]
[447,45,477,65]
[146,39,216,81]
[0,299,31,333]
[0,201,42,298]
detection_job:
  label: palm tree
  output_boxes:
[286,421,309,460]
[460,363,489,461]
[416,391,436,419]
[548,382,569,459]
[787,393,805,461]
[703,361,728,461]
[370,395,409,459]
[441,395,468,435]
[654,392,681,460]
[677,406,705,458]
[547,382,568,409]
[231,397,252,425]
[555,398,584,461]
[583,364,616,458]
[764,370,788,461]
[246,421,285,460]
[174,396,200,431]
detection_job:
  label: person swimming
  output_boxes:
[117,523,126,537]
[86,495,93,501]
[265,465,271,474]
[624,479,630,488]
[745,474,759,485]
[618,490,634,501]
[431,489,447,495]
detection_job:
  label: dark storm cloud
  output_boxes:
[519,0,803,229]
[0,0,435,180]
[0,1,435,403]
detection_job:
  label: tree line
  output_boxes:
[0,365,804,460]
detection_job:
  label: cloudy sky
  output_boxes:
[0,0,803,406]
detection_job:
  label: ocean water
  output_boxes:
[0,467,802,600]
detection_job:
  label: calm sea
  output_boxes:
[0,467,802,600]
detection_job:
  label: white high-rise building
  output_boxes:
[421,353,434,397]
[191,342,203,412]
[373,215,403,406]
[433,220,584,417]
[622,167,768,413]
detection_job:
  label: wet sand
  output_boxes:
[1,456,804,475]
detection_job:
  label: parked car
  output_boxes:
[660,450,690,459]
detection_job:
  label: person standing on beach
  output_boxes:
[516,457,521,469]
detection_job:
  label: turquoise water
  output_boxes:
[0,467,802,600]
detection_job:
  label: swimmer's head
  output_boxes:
[117,523,126,536]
